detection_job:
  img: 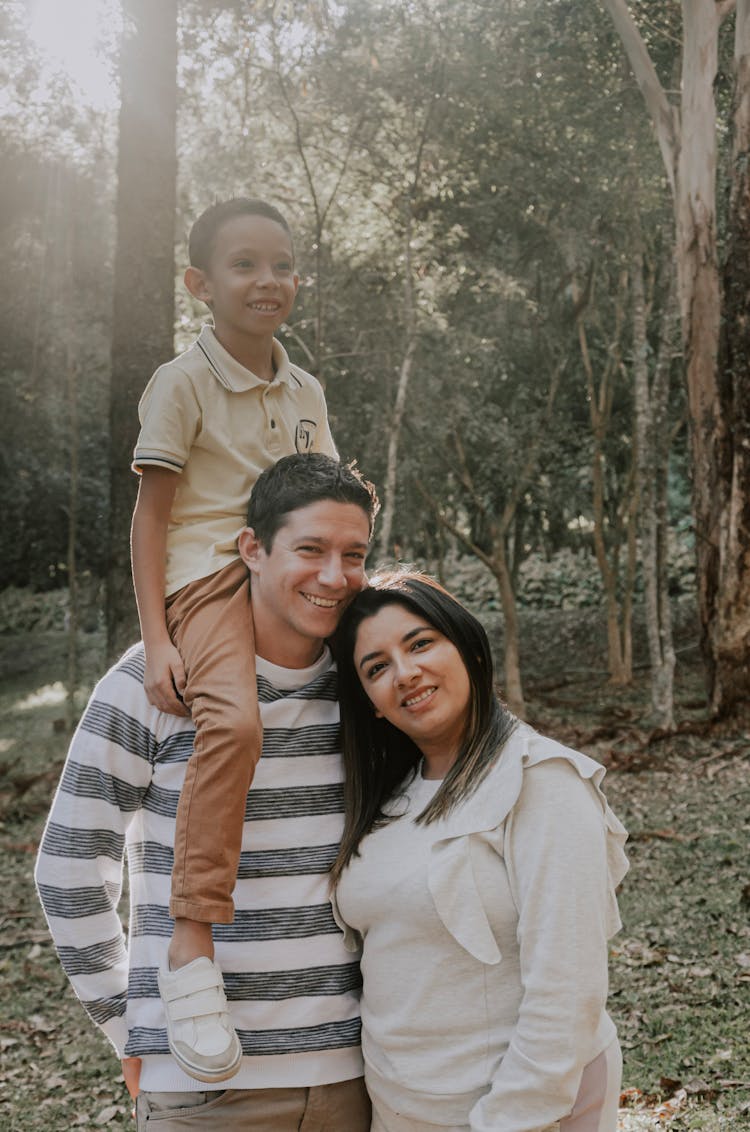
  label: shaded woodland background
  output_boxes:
[1,3,750,1129]
[3,0,750,726]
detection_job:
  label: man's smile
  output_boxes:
[301,592,341,609]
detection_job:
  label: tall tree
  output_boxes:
[601,0,750,714]
[106,0,178,659]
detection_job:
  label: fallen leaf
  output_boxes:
[95,1105,125,1125]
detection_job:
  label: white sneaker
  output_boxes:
[158,957,242,1083]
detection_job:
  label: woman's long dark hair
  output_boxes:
[330,570,516,884]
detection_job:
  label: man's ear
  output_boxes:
[184,265,212,306]
[238,527,263,574]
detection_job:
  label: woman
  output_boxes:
[331,570,628,1132]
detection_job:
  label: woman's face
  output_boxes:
[353,603,471,759]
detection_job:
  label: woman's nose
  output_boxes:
[393,655,419,686]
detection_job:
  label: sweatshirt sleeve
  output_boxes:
[34,656,157,1057]
[469,758,616,1132]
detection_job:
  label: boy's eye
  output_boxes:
[234,259,254,269]
[276,261,293,272]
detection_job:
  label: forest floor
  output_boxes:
[0,594,748,1130]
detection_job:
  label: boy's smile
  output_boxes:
[186,214,299,367]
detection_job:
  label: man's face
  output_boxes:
[188,214,299,342]
[240,500,371,667]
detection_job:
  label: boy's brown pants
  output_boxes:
[166,559,260,924]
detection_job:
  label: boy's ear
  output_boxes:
[238,527,263,573]
[184,266,212,305]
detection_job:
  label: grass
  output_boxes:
[0,604,748,1130]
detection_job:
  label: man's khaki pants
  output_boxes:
[135,1078,371,1130]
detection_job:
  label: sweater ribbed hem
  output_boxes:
[365,1065,485,1124]
[139,1047,364,1093]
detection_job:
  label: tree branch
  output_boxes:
[600,0,679,193]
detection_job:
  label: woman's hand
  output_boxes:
[121,1056,142,1099]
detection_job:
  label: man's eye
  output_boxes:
[297,545,321,554]
[346,552,366,562]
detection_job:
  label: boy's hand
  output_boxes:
[144,641,190,716]
[121,1056,142,1099]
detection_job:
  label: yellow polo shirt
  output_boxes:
[133,325,337,596]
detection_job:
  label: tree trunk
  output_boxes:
[574,281,632,684]
[604,0,750,714]
[632,245,677,729]
[65,234,80,733]
[489,537,525,718]
[674,1,725,704]
[378,212,417,560]
[106,0,178,661]
[715,0,750,713]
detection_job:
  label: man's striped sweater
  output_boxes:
[35,643,363,1094]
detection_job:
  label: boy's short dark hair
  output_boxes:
[247,454,380,549]
[188,198,293,271]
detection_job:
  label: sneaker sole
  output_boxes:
[168,1037,243,1084]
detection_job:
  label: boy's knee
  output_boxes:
[219,703,262,760]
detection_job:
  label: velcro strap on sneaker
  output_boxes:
[167,988,228,1023]
[161,964,224,1003]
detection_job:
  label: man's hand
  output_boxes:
[144,640,190,716]
[121,1056,142,1099]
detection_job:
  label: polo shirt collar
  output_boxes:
[197,324,296,392]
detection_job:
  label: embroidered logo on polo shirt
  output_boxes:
[295,420,317,453]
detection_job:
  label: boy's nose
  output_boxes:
[255,263,276,286]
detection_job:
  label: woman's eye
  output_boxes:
[366,661,386,679]
[412,637,433,652]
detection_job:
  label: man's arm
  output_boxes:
[131,467,188,716]
[34,656,157,1057]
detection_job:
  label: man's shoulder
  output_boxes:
[84,644,194,742]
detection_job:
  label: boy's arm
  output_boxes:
[131,466,189,716]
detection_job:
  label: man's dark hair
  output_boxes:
[247,454,380,549]
[188,198,293,271]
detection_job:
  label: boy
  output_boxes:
[131,199,337,1082]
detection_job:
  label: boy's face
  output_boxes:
[239,500,371,668]
[186,214,299,341]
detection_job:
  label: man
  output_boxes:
[36,453,379,1131]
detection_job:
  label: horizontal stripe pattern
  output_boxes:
[35,643,361,1088]
[260,723,340,758]
[130,902,339,942]
[125,1017,361,1059]
[41,822,125,862]
[128,961,361,1001]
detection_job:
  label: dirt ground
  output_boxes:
[0,601,748,1130]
